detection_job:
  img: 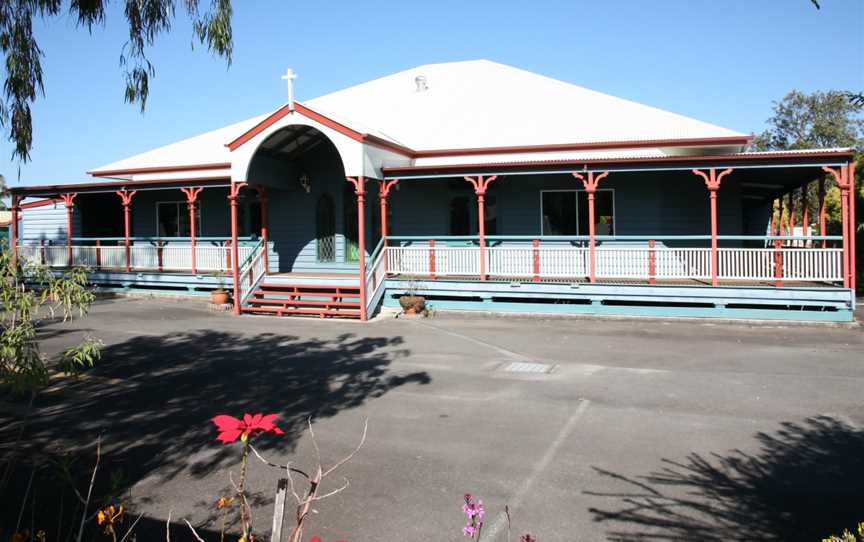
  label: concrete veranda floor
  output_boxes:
[2,297,863,541]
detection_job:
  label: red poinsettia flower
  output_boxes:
[310,537,348,542]
[212,413,284,444]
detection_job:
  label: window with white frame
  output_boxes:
[540,189,615,236]
[157,202,201,237]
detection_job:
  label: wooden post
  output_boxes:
[60,193,77,268]
[228,183,247,315]
[786,192,794,241]
[180,187,203,274]
[379,179,399,274]
[532,239,540,283]
[95,239,102,270]
[255,185,270,274]
[693,168,733,287]
[850,163,857,291]
[464,176,498,281]
[428,239,437,280]
[10,194,19,265]
[346,177,368,320]
[818,178,827,248]
[116,190,137,272]
[773,239,784,287]
[648,239,657,285]
[822,165,852,288]
[572,171,610,283]
[157,241,164,272]
[801,183,810,247]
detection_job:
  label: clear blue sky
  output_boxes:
[3,0,862,186]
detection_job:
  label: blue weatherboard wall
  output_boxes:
[17,169,761,272]
[387,172,748,245]
[19,201,79,244]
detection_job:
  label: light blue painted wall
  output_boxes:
[17,170,762,271]
[388,172,747,247]
[131,187,230,237]
[19,201,79,244]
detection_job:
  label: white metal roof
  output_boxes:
[90,59,751,177]
[307,59,745,150]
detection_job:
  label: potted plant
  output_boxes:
[211,271,230,305]
[398,280,427,316]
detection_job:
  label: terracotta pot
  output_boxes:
[211,290,230,305]
[399,295,426,314]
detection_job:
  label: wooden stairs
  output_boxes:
[241,282,362,319]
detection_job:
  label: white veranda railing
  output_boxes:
[385,240,843,284]
[17,242,252,273]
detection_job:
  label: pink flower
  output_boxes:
[462,494,484,538]
[521,535,537,542]
[212,413,284,444]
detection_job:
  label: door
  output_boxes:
[316,194,335,262]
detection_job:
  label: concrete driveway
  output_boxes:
[2,297,863,541]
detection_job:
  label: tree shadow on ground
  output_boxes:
[586,415,864,541]
[0,328,428,540]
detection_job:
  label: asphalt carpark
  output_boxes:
[2,296,863,541]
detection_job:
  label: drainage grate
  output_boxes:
[501,361,556,374]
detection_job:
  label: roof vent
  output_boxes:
[415,75,428,92]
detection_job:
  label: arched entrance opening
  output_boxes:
[245,124,364,274]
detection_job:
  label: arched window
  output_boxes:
[316,194,335,262]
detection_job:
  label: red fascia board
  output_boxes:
[88,162,231,178]
[224,103,415,157]
[227,104,752,160]
[382,149,855,176]
[10,176,231,196]
[411,136,753,158]
[19,197,64,209]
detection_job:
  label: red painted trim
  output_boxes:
[823,165,852,288]
[818,178,827,247]
[116,190,137,271]
[11,176,231,196]
[428,239,437,280]
[801,182,810,245]
[693,168,733,287]
[180,187,204,274]
[648,239,656,285]
[412,136,752,158]
[60,193,77,267]
[88,162,230,178]
[465,176,498,280]
[532,239,540,283]
[573,171,609,283]
[227,102,750,160]
[226,103,415,156]
[383,149,856,176]
[345,176,368,320]
[20,197,63,209]
[229,182,247,315]
[849,162,857,292]
[10,194,19,263]
[773,239,784,287]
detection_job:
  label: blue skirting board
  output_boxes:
[379,279,855,322]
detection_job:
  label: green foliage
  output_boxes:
[0,246,100,393]
[755,90,863,241]
[0,0,234,162]
[752,90,863,151]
